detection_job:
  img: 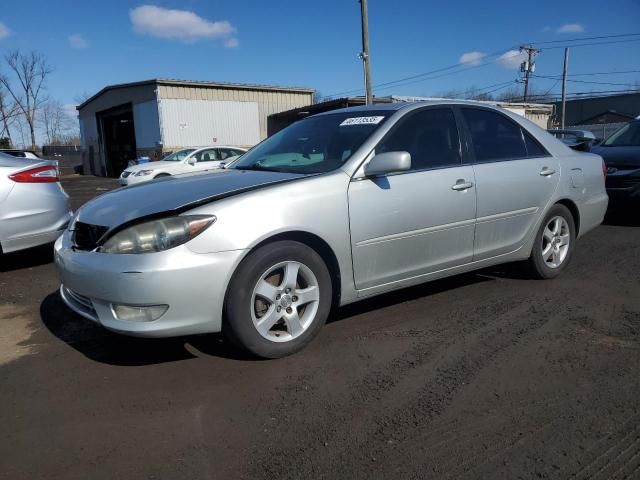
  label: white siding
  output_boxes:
[133,100,161,148]
[159,98,260,148]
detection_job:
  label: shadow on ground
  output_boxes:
[604,206,640,227]
[41,269,527,365]
[0,243,54,273]
[334,272,494,321]
[39,292,253,366]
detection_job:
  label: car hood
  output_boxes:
[591,146,640,169]
[76,169,306,228]
[124,161,184,173]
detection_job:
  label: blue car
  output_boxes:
[591,120,640,204]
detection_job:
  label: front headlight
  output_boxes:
[99,215,216,254]
[135,169,154,176]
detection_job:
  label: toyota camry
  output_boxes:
[55,101,608,358]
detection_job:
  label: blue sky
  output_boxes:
[1,0,640,111]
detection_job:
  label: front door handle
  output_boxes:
[540,167,556,177]
[452,179,474,191]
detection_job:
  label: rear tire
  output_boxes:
[527,204,576,279]
[223,241,332,358]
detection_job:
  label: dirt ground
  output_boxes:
[1,175,639,480]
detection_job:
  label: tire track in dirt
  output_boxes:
[567,417,640,480]
[247,292,558,479]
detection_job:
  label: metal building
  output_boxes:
[552,92,640,126]
[77,79,314,177]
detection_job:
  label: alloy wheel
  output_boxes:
[541,216,571,269]
[250,261,320,342]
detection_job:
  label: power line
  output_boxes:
[541,38,640,50]
[324,47,517,98]
[325,33,640,100]
[518,88,640,99]
[537,69,640,78]
[445,80,516,98]
[529,32,640,46]
[532,74,640,87]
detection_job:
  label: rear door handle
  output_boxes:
[452,180,474,191]
[540,167,556,177]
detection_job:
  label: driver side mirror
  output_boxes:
[187,157,196,166]
[364,151,411,177]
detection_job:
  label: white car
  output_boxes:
[119,146,247,186]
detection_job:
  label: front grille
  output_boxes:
[121,171,131,178]
[73,222,109,251]
[62,286,98,321]
[65,287,94,311]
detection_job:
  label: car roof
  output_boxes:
[188,146,247,151]
[312,99,509,117]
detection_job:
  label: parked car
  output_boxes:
[547,129,596,152]
[119,146,247,186]
[0,149,60,174]
[55,101,608,358]
[0,152,72,254]
[0,148,42,160]
[590,120,640,204]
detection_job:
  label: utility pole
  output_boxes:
[561,47,569,128]
[358,0,373,104]
[519,45,539,102]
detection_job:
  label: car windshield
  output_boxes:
[162,149,196,161]
[230,111,390,174]
[603,121,640,147]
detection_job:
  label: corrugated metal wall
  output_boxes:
[77,81,313,175]
[132,100,161,148]
[79,116,101,175]
[158,85,312,140]
[159,99,260,148]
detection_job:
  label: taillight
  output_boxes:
[602,159,607,177]
[9,165,59,183]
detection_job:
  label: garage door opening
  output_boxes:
[98,104,137,177]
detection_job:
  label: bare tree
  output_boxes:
[13,114,29,149]
[40,100,74,144]
[73,91,91,104]
[0,50,53,150]
[0,85,19,146]
[438,86,495,101]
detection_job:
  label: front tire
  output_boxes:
[223,241,332,358]
[527,204,576,279]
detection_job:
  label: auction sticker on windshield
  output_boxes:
[340,116,385,126]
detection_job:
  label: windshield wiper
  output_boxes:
[236,165,281,173]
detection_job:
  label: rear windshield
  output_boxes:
[603,121,640,147]
[230,111,390,174]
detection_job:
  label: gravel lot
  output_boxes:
[1,175,639,480]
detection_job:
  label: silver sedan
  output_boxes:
[55,101,608,358]
[1,153,72,254]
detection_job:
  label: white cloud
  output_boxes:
[68,33,88,49]
[556,23,584,34]
[63,104,78,118]
[498,49,527,69]
[224,37,239,48]
[130,5,236,44]
[0,21,11,40]
[459,51,486,66]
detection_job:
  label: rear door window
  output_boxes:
[462,108,528,162]
[195,149,219,162]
